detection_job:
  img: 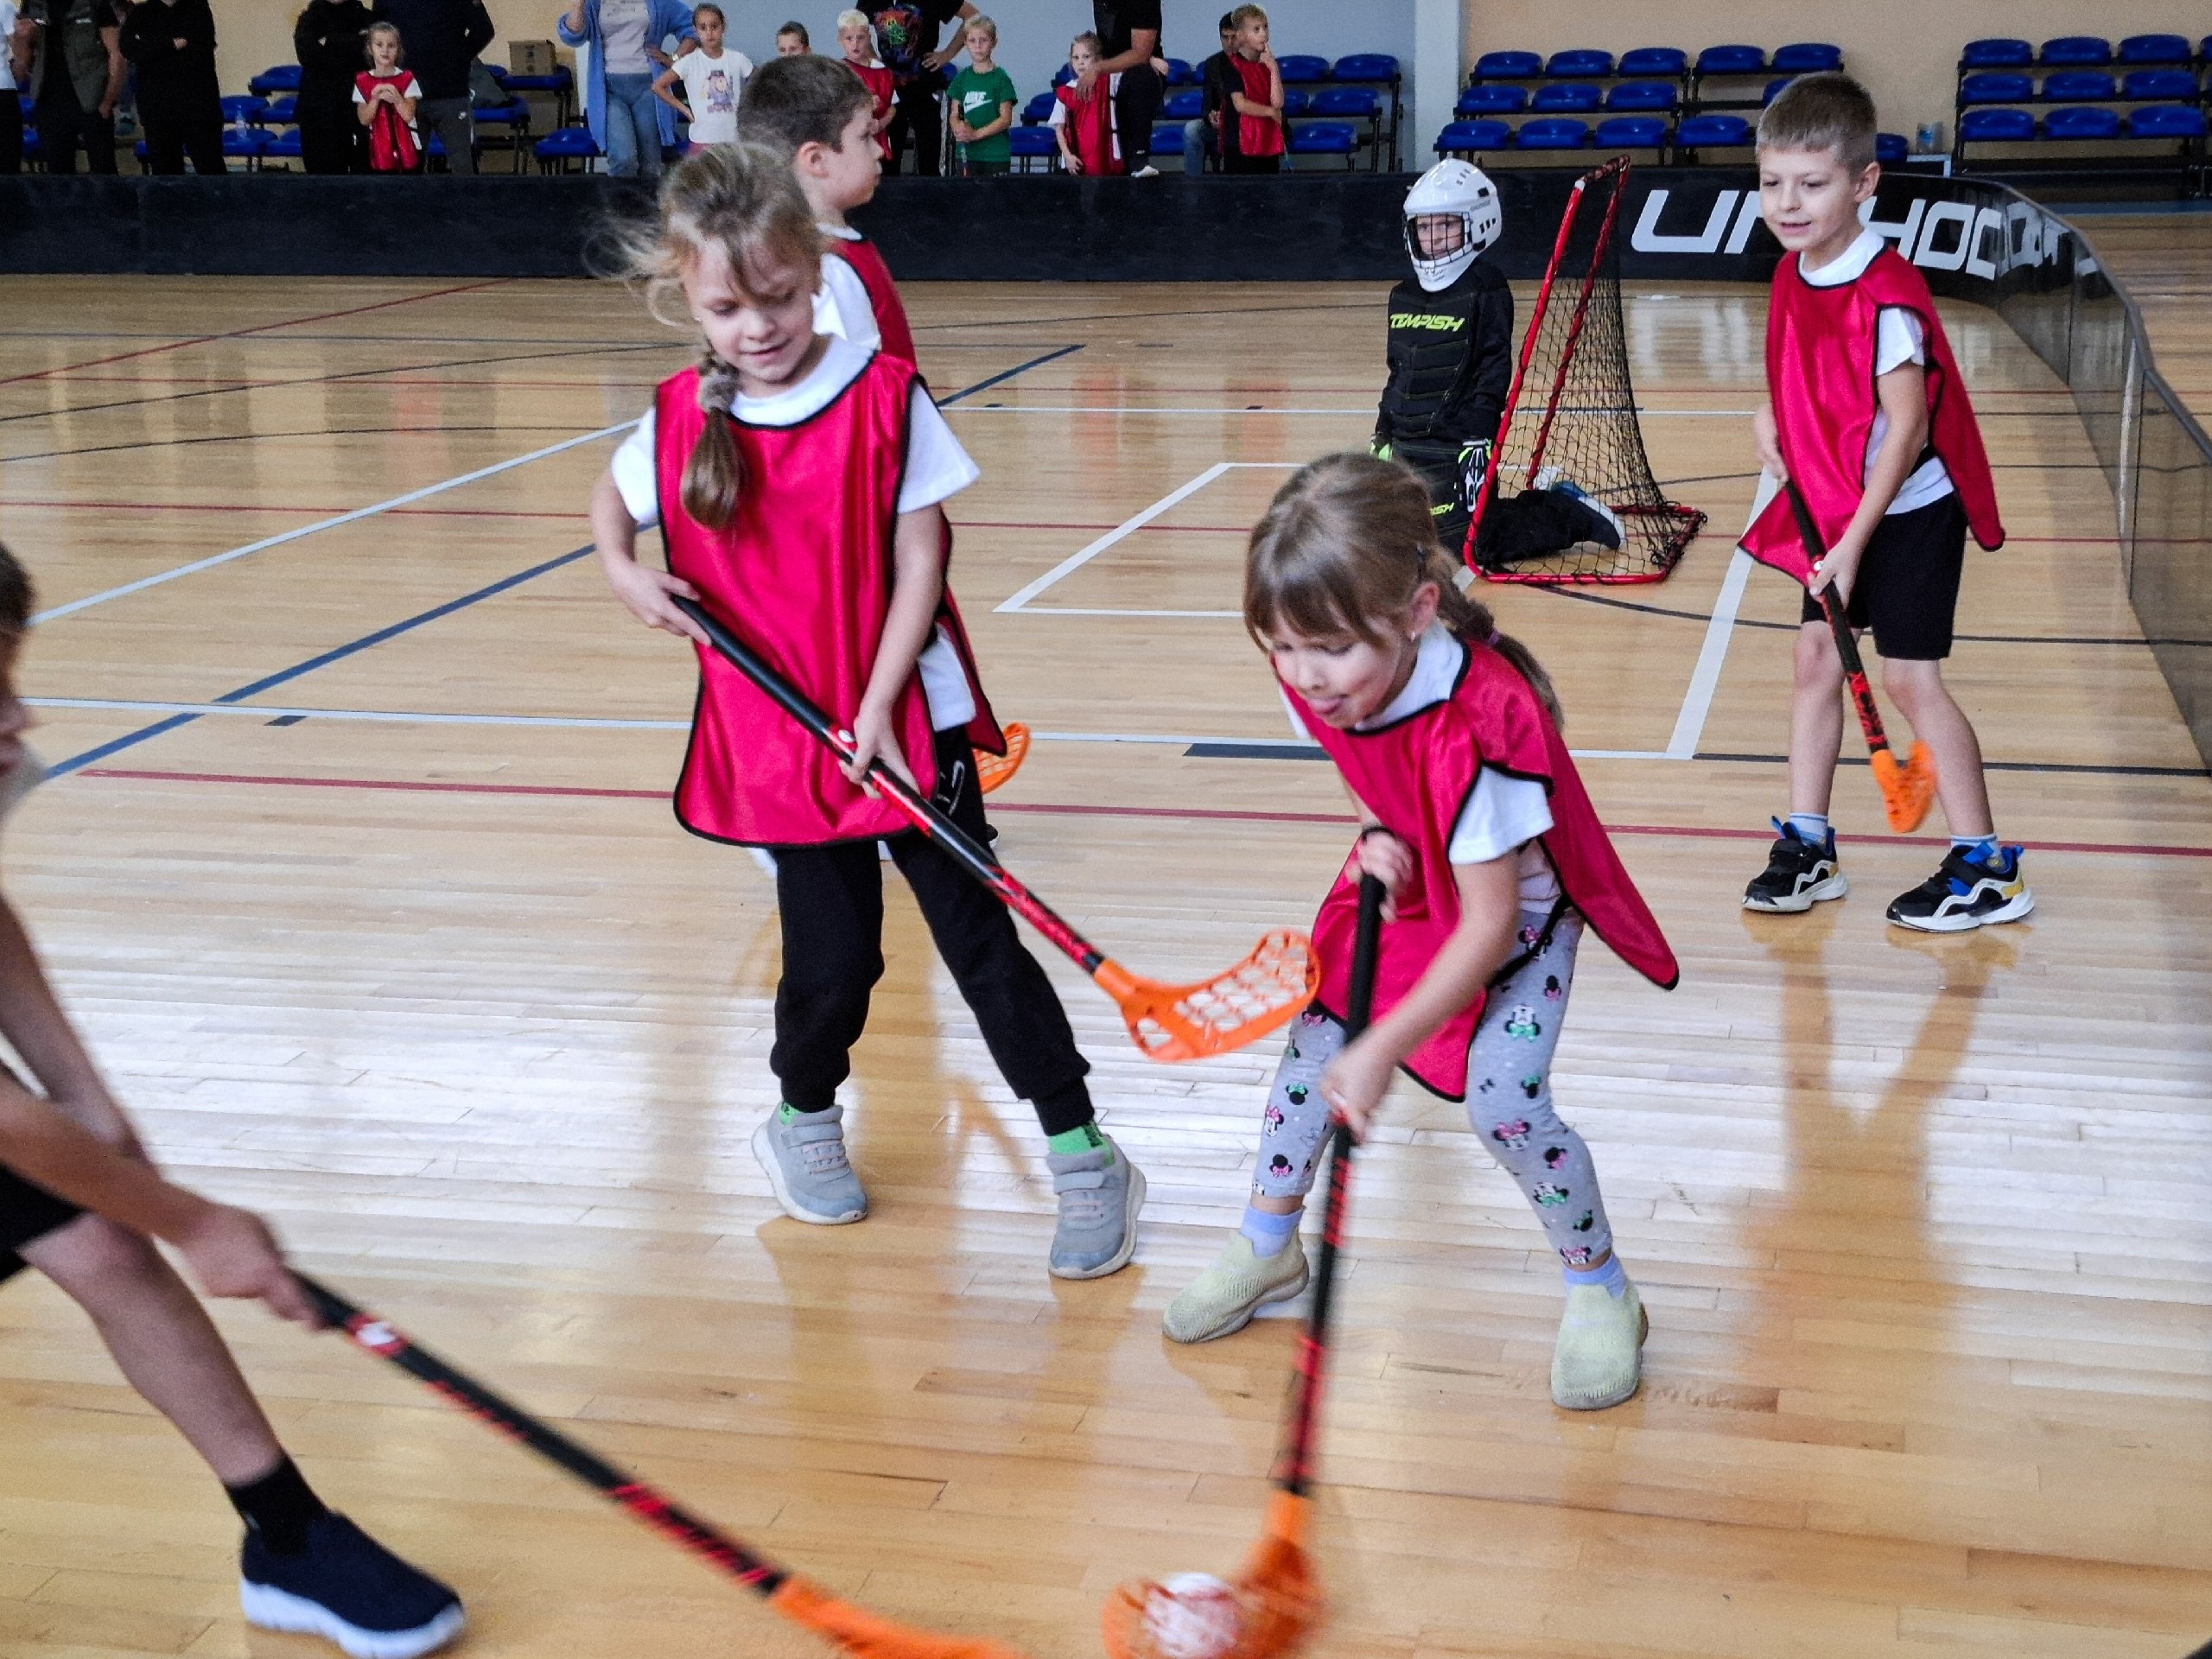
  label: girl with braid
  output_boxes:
[588,144,1145,1280]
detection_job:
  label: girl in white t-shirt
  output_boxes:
[652,2,751,154]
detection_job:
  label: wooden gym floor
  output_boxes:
[0,265,2207,1659]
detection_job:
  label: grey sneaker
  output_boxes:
[750,1104,868,1225]
[1046,1134,1146,1279]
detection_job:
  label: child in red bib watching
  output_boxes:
[834,10,894,162]
[1163,454,1678,1412]
[1217,3,1281,174]
[353,22,422,173]
[1050,32,1119,175]
[588,144,1142,1281]
[1739,74,2026,932]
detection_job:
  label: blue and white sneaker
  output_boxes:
[240,1514,463,1659]
[1887,844,2034,932]
[1744,818,1847,913]
[1549,477,1624,550]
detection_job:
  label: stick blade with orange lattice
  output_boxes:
[1095,929,1319,1063]
[976,722,1030,794]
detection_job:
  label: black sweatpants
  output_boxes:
[887,79,942,175]
[140,93,226,175]
[0,91,22,174]
[768,727,1093,1133]
[36,69,117,175]
[1113,62,1162,171]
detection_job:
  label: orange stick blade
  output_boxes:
[1872,741,1938,834]
[1094,930,1319,1063]
[976,723,1030,795]
[768,1576,1028,1659]
[1101,1497,1325,1659]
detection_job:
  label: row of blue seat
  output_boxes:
[1045,53,1397,91]
[1437,113,1782,155]
[218,90,532,132]
[1471,43,1840,82]
[1959,105,2208,143]
[245,60,574,96]
[1020,87,1384,126]
[1961,35,2207,69]
[1961,70,2207,105]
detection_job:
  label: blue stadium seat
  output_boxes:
[1675,113,1752,146]
[1280,90,1311,117]
[1516,117,1590,149]
[1695,45,1765,75]
[1309,87,1379,119]
[2127,105,2207,137]
[1437,118,1512,154]
[1052,64,1073,86]
[1958,107,2037,142]
[1763,77,1796,105]
[1960,73,2034,105]
[1546,49,1613,78]
[248,64,302,95]
[249,94,297,126]
[1875,131,1908,163]
[1960,38,2031,68]
[1618,47,1688,77]
[1164,58,1195,85]
[1592,116,1666,149]
[1332,54,1400,84]
[533,125,601,170]
[1021,92,1053,124]
[501,66,572,94]
[474,99,529,130]
[1287,121,1356,163]
[2117,34,2190,65]
[2042,71,2118,102]
[2122,70,2197,101]
[1007,125,1055,168]
[219,95,266,126]
[1161,90,1203,120]
[2043,105,2121,138]
[1457,85,1526,116]
[1150,123,1184,155]
[1772,43,1843,73]
[1473,50,1542,80]
[1531,82,1601,111]
[1606,80,1676,111]
[220,127,269,162]
[1276,54,1328,84]
[2039,36,2112,67]
[264,128,302,160]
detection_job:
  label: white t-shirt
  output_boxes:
[611,335,980,728]
[1801,227,1955,516]
[671,47,749,145]
[598,0,652,73]
[0,1,18,94]
[1305,624,1560,906]
[352,72,424,130]
[814,226,882,353]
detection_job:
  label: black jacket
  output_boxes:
[118,0,218,99]
[1375,260,1513,447]
[295,0,375,112]
[369,0,492,100]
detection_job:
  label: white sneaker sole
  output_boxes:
[1743,870,1847,913]
[750,1120,866,1225]
[1050,1163,1147,1280]
[1164,1256,1311,1344]
[1888,888,2035,933]
[241,1581,465,1659]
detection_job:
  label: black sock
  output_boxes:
[226,1454,327,1555]
[1033,1080,1095,1140]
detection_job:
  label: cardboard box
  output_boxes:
[510,40,559,78]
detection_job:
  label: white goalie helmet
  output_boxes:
[1402,159,1502,292]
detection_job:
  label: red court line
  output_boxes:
[7,498,583,522]
[73,768,2212,859]
[0,281,510,389]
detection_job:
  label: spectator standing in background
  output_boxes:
[2,0,28,175]
[1184,10,1231,176]
[944,14,1011,176]
[774,20,807,55]
[22,0,124,175]
[836,10,893,162]
[1083,0,1158,176]
[295,0,372,171]
[556,0,693,178]
[1217,3,1280,174]
[654,0,746,154]
[118,0,223,175]
[373,0,492,171]
[867,0,971,175]
[1049,29,1116,175]
[354,18,421,169]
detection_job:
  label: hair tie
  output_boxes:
[1486,628,1503,648]
[696,354,740,418]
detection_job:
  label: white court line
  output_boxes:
[950,404,1761,417]
[30,421,638,624]
[995,461,1297,613]
[1664,471,1777,760]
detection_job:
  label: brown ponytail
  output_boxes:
[612,142,823,531]
[1244,452,1565,728]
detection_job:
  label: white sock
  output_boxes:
[1786,812,1832,846]
[1240,1204,1301,1258]
[1564,1253,1628,1299]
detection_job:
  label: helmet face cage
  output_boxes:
[1402,161,1501,292]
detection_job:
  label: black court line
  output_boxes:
[1180,741,2207,779]
[1530,583,2167,647]
[935,344,1085,406]
[1,423,586,466]
[0,328,1028,349]
[50,544,596,777]
[912,300,1376,334]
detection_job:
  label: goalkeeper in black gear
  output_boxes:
[1373,159,1514,550]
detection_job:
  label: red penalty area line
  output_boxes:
[72,767,2212,860]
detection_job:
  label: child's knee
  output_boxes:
[1792,622,1842,688]
[22,1212,167,1302]
[1880,656,1943,710]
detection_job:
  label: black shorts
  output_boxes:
[1800,492,1967,661]
[1,1160,85,1283]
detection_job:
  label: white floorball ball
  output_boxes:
[1143,1572,1243,1659]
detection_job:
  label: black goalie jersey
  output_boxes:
[1375,259,1514,450]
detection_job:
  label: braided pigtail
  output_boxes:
[683,350,745,530]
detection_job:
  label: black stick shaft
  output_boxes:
[1278,874,1384,1498]
[1783,480,1894,756]
[296,1274,789,1596]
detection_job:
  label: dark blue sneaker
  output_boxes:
[240,1513,464,1658]
[1887,844,2034,933]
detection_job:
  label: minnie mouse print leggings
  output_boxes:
[1249,909,1614,1267]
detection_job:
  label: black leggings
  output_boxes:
[1113,62,1162,169]
[768,727,1093,1132]
[140,96,226,175]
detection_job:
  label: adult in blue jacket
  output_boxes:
[556,0,692,177]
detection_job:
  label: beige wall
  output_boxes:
[213,0,575,98]
[1461,1,2208,145]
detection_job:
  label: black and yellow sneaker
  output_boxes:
[1886,844,2034,933]
[1743,819,1847,913]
